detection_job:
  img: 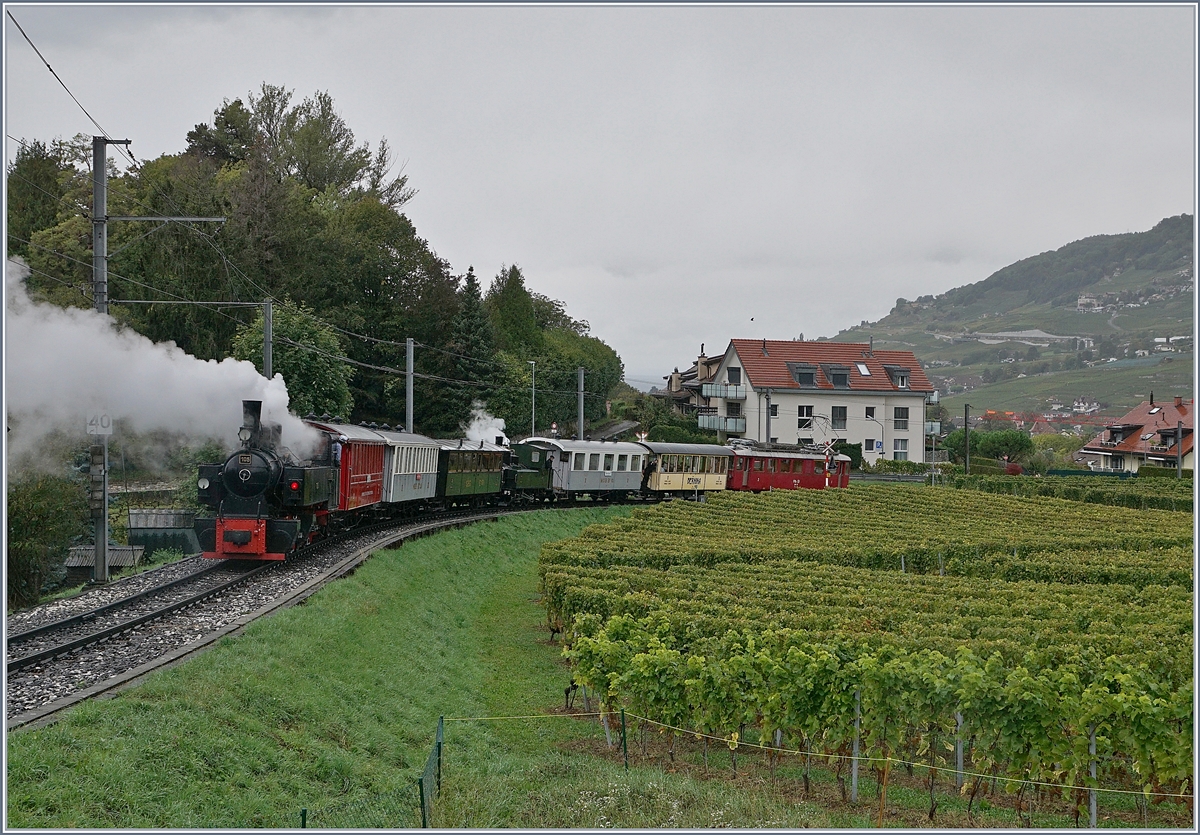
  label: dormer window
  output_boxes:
[896,374,908,388]
[787,363,818,387]
[820,364,851,388]
[884,365,910,389]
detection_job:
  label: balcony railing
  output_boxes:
[699,414,747,433]
[701,383,746,400]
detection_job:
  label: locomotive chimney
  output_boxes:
[240,400,263,446]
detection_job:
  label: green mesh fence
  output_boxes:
[302,716,443,829]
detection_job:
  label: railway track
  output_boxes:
[5,507,519,731]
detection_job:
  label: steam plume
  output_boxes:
[5,262,317,465]
[462,401,508,445]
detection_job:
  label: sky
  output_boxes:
[4,3,1196,390]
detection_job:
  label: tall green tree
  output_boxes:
[485,264,542,354]
[232,301,354,419]
[7,474,88,608]
[448,266,497,413]
[6,139,68,259]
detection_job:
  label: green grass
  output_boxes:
[7,506,1189,828]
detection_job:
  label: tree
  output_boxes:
[7,474,88,608]
[185,98,254,164]
[485,265,542,354]
[976,429,1035,463]
[448,267,497,412]
[6,139,68,259]
[232,301,354,419]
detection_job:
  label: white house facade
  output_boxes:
[697,339,936,464]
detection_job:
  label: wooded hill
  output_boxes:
[829,215,1194,415]
[7,84,623,437]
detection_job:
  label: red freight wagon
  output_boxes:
[727,447,851,491]
[311,422,387,511]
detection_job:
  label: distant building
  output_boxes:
[1080,396,1194,473]
[694,339,934,464]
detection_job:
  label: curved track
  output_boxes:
[6,508,517,731]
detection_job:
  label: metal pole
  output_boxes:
[90,441,109,583]
[528,360,536,436]
[92,137,107,315]
[964,404,971,475]
[1177,419,1183,477]
[620,708,629,772]
[263,299,273,380]
[765,389,772,442]
[406,338,414,434]
[300,809,307,828]
[1089,724,1097,828]
[577,367,585,440]
[955,711,964,789]
[851,689,860,802]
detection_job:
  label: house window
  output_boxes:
[831,371,849,388]
[727,401,742,417]
[1111,455,1125,471]
[865,406,875,420]
[798,438,814,446]
[864,438,875,454]
[728,367,742,386]
[832,406,847,430]
[894,407,909,430]
[894,438,909,461]
[770,437,778,443]
[770,404,779,417]
[896,374,908,388]
[798,405,813,429]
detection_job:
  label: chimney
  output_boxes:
[1174,395,1183,408]
[1150,391,1154,405]
[762,338,768,356]
[869,336,874,356]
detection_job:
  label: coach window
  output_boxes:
[604,453,614,471]
[815,460,825,474]
[630,455,641,471]
[574,452,586,470]
[767,458,777,473]
[589,453,601,471]
[779,459,792,473]
[617,454,628,471]
[753,458,764,472]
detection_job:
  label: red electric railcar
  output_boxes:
[726,447,851,491]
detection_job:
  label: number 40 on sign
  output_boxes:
[86,413,113,435]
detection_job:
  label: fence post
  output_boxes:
[954,712,964,789]
[851,689,860,803]
[1089,724,1097,828]
[300,808,307,828]
[621,709,629,772]
[437,716,444,793]
[418,776,428,828]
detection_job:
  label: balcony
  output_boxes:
[699,414,746,433]
[701,383,746,400]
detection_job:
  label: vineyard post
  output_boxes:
[621,709,629,772]
[852,689,860,803]
[954,712,964,788]
[1089,724,1097,828]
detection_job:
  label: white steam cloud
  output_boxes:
[5,262,318,463]
[462,401,508,445]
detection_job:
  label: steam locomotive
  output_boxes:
[194,400,851,561]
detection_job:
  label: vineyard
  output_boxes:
[538,486,1194,821]
[945,474,1195,513]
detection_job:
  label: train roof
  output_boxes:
[305,421,387,443]
[433,438,509,453]
[374,429,440,446]
[731,447,852,462]
[638,441,735,456]
[519,437,647,455]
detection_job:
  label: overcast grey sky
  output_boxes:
[4,3,1195,388]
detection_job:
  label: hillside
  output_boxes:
[829,215,1194,417]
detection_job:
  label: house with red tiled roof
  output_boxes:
[1080,396,1194,473]
[697,339,935,464]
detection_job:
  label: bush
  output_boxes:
[7,474,89,608]
[1137,466,1193,480]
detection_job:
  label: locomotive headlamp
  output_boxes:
[198,477,210,490]
[238,427,252,442]
[289,480,300,491]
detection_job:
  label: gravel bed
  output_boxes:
[6,556,208,633]
[5,528,397,720]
